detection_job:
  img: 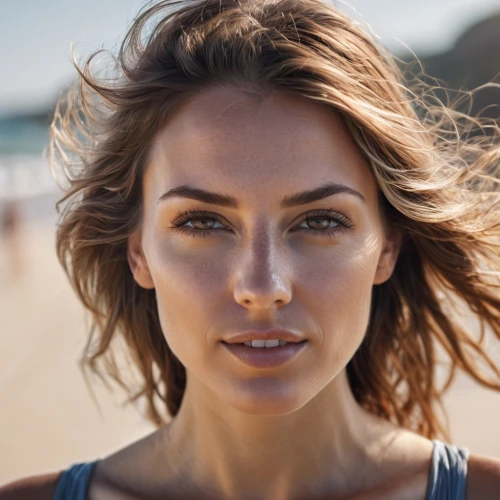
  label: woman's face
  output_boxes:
[128,86,400,415]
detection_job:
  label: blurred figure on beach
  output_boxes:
[0,198,23,282]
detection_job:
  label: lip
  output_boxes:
[221,340,308,369]
[222,329,305,344]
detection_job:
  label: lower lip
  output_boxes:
[221,341,308,369]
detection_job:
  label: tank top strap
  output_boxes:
[52,459,100,500]
[426,439,470,500]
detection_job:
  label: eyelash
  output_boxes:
[167,207,355,240]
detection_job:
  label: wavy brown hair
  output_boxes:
[48,0,500,441]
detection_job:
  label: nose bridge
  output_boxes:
[233,219,292,309]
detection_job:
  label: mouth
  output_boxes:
[220,340,308,368]
[221,340,306,347]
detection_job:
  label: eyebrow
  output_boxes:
[157,181,366,208]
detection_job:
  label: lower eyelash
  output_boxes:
[169,209,354,239]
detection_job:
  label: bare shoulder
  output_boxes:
[467,452,500,500]
[0,471,62,500]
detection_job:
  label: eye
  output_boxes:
[168,208,354,240]
[168,209,229,240]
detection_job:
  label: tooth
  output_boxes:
[250,340,266,348]
[244,341,252,346]
[279,340,287,346]
[264,339,280,348]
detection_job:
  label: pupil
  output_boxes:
[310,218,329,229]
[195,219,212,229]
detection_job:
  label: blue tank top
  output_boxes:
[426,440,470,500]
[52,439,470,499]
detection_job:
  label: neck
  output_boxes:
[160,369,403,499]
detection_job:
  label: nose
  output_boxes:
[232,230,292,311]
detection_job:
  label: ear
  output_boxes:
[127,229,155,290]
[373,227,402,285]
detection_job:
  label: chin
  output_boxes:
[221,377,313,416]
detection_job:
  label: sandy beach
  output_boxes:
[1,193,499,484]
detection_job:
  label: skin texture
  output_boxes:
[122,85,435,499]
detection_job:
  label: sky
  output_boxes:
[1,0,499,116]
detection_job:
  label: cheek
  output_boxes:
[146,242,231,364]
[301,239,380,365]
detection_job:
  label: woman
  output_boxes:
[2,0,500,498]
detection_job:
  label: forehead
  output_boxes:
[145,86,378,206]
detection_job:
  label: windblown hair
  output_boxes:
[49,0,500,440]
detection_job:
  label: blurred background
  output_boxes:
[1,0,500,484]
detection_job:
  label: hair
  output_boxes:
[48,0,500,441]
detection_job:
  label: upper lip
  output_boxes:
[222,329,306,344]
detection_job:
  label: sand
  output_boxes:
[1,196,499,484]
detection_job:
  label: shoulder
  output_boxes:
[0,471,62,500]
[467,452,500,499]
